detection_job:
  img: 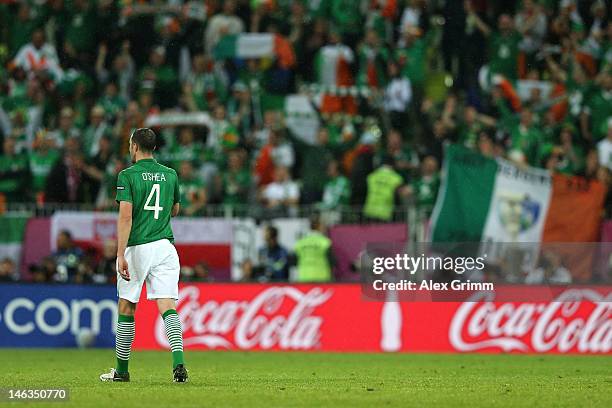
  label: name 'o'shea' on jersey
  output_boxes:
[115,158,180,247]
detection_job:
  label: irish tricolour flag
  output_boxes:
[214,34,295,68]
[430,145,606,245]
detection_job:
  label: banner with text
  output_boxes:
[1,283,609,353]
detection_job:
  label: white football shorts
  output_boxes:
[117,238,180,303]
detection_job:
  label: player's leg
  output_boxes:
[115,299,137,377]
[101,246,147,382]
[157,298,187,382]
[100,299,138,382]
[147,239,187,382]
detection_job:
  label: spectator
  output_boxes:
[515,0,548,76]
[508,108,542,166]
[316,28,356,114]
[192,262,214,283]
[95,41,135,102]
[318,160,351,211]
[7,2,36,56]
[554,124,585,175]
[257,226,290,281]
[348,129,379,205]
[45,145,97,204]
[13,28,63,83]
[83,106,111,158]
[471,11,521,81]
[0,257,16,282]
[218,149,251,208]
[97,81,128,123]
[260,165,300,217]
[294,217,333,282]
[47,107,80,148]
[287,128,336,204]
[92,239,117,285]
[255,129,295,186]
[363,155,409,222]
[51,230,84,282]
[597,118,612,171]
[183,53,228,112]
[64,0,97,59]
[239,258,254,282]
[357,29,389,89]
[383,61,412,132]
[178,160,207,217]
[407,155,440,218]
[163,126,203,171]
[29,132,60,198]
[525,251,572,284]
[138,46,178,109]
[581,68,612,142]
[204,0,245,54]
[378,128,419,182]
[0,136,29,202]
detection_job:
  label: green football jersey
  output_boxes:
[115,158,180,247]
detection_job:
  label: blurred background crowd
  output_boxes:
[0,0,611,283]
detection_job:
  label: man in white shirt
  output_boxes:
[205,0,245,54]
[261,166,300,216]
[13,29,63,82]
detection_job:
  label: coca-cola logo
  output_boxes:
[450,290,612,353]
[156,286,332,350]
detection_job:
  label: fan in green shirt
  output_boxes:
[583,84,612,141]
[220,150,251,208]
[65,0,97,54]
[357,29,389,89]
[408,156,440,218]
[509,109,542,166]
[8,3,36,56]
[98,83,127,121]
[469,10,520,81]
[318,160,351,211]
[329,0,362,39]
[487,15,520,81]
[177,161,206,217]
[30,138,60,193]
[0,137,30,202]
[554,124,585,175]
[161,127,204,170]
[139,47,179,109]
[395,29,431,90]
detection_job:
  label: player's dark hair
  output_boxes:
[131,128,157,153]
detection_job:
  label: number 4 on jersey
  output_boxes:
[144,183,164,219]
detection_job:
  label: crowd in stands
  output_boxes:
[1,0,611,284]
[0,0,611,223]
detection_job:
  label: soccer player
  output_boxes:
[100,128,187,383]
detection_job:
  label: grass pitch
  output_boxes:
[2,349,611,407]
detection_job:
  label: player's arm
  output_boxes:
[172,172,181,217]
[115,171,133,281]
[116,201,133,281]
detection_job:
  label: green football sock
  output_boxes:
[115,314,135,374]
[162,309,185,368]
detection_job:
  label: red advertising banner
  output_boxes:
[133,284,611,354]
